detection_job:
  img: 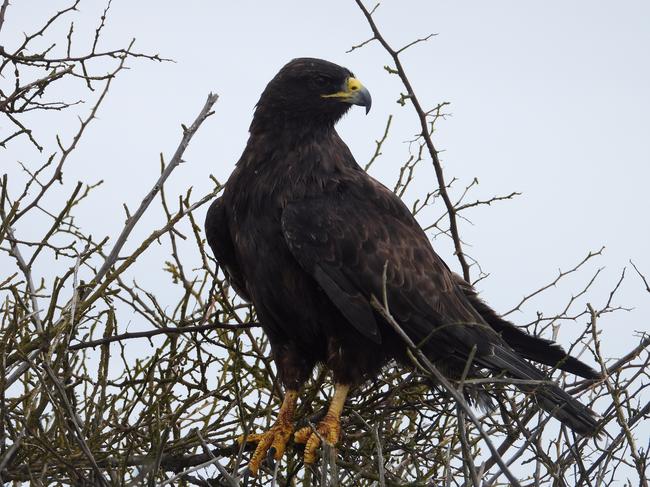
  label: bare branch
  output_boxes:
[353,0,472,280]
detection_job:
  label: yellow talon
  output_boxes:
[241,390,298,476]
[293,426,312,445]
[237,432,263,445]
[294,384,349,464]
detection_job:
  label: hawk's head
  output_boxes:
[251,58,371,133]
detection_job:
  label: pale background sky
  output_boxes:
[2,0,649,459]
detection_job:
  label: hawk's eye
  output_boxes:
[314,75,330,87]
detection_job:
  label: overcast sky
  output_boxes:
[3,1,649,382]
[2,1,649,481]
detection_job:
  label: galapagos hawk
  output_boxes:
[204,57,600,475]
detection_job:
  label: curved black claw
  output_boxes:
[241,467,251,487]
[266,446,277,469]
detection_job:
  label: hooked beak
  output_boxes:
[322,77,372,114]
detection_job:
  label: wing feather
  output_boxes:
[281,176,487,351]
[205,197,250,301]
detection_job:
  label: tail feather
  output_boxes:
[484,314,600,380]
[453,273,601,380]
[480,344,600,436]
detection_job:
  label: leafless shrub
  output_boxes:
[0,1,647,486]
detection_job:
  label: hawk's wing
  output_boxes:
[205,196,250,302]
[282,175,600,435]
[281,176,492,354]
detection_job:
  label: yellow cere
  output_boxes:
[347,77,362,92]
[321,77,364,99]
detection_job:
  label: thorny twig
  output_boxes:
[0,2,647,486]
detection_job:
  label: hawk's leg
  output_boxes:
[240,389,298,476]
[294,383,350,464]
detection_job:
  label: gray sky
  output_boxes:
[3,0,649,401]
[2,0,649,481]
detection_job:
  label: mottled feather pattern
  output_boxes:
[204,58,600,435]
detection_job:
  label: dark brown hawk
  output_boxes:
[205,58,600,475]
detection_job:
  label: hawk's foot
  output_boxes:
[239,420,295,475]
[238,390,298,476]
[294,383,349,465]
[294,413,342,464]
